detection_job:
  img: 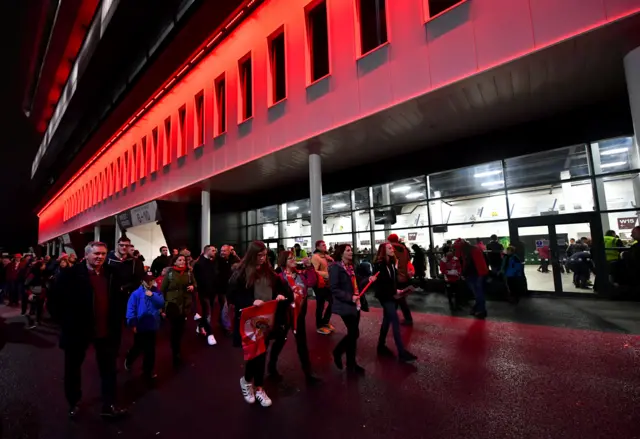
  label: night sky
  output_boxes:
[0,2,41,253]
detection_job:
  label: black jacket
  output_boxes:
[48,263,126,349]
[150,254,171,277]
[193,256,217,295]
[106,251,145,294]
[215,254,240,293]
[374,260,398,303]
[329,263,369,317]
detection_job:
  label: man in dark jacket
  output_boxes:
[107,236,144,296]
[486,234,504,273]
[150,246,171,277]
[48,241,128,419]
[193,245,217,342]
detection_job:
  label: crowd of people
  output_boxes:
[3,225,638,419]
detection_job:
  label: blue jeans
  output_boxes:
[378,301,406,354]
[466,276,486,313]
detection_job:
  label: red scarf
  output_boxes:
[340,262,359,296]
[173,265,187,274]
[284,269,305,333]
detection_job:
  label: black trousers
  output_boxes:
[315,287,333,328]
[125,331,157,376]
[64,338,117,408]
[333,313,361,367]
[166,303,186,360]
[268,298,312,375]
[395,282,413,322]
[244,353,267,387]
[196,292,213,336]
[26,294,45,325]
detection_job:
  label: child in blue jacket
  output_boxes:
[125,272,164,380]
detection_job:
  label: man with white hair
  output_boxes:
[48,241,129,419]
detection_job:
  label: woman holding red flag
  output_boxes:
[267,250,320,384]
[374,242,418,362]
[329,244,377,375]
[228,241,288,407]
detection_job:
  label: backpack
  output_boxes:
[504,255,524,278]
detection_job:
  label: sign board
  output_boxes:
[117,201,159,230]
[617,217,637,230]
[408,232,417,241]
[535,240,544,248]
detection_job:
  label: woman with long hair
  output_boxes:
[374,242,417,362]
[160,254,197,367]
[229,241,288,407]
[329,244,376,375]
[267,250,320,384]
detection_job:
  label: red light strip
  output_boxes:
[37,0,262,217]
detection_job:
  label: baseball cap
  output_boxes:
[142,271,156,283]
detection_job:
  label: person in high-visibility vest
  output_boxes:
[604,230,624,262]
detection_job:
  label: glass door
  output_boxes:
[510,213,604,294]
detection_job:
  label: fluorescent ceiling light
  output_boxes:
[601,147,629,156]
[332,203,348,209]
[287,206,299,211]
[474,170,501,178]
[481,180,505,187]
[600,161,627,169]
[405,192,422,199]
[391,186,411,193]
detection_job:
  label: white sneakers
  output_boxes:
[207,335,217,346]
[240,377,255,404]
[255,388,272,407]
[240,377,272,407]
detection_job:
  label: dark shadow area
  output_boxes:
[357,44,389,77]
[238,118,253,138]
[268,99,287,123]
[0,314,57,352]
[214,133,227,150]
[306,76,331,104]
[425,0,471,40]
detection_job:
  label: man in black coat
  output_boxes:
[48,241,129,419]
[193,245,217,343]
[150,246,171,277]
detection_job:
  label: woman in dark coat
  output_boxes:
[329,244,377,375]
[375,242,418,362]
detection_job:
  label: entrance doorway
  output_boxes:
[509,213,607,295]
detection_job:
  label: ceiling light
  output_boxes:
[474,170,502,178]
[391,186,410,193]
[481,180,505,187]
[405,192,422,199]
[601,147,629,156]
[287,206,299,211]
[600,161,627,169]
[332,203,348,209]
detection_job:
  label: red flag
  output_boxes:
[291,286,305,333]
[240,300,278,361]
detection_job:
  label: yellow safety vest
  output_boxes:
[603,235,619,262]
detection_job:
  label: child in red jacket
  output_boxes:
[440,252,463,311]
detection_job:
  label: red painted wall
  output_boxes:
[38,0,640,243]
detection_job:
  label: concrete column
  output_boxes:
[45,242,50,257]
[115,215,121,249]
[309,153,324,245]
[382,184,391,237]
[201,190,211,250]
[94,225,101,243]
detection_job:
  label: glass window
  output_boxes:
[282,237,312,253]
[430,193,507,225]
[353,187,370,210]
[246,210,257,225]
[323,191,351,214]
[281,218,311,238]
[324,233,353,249]
[504,145,589,188]
[283,199,310,220]
[592,136,639,175]
[324,212,353,234]
[601,211,639,243]
[372,177,426,206]
[257,205,278,223]
[354,210,373,232]
[431,222,510,249]
[248,223,278,241]
[373,228,430,250]
[355,232,374,256]
[597,173,640,211]
[508,181,594,218]
[373,202,429,230]
[428,162,503,198]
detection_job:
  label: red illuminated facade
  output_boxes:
[37,0,640,243]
